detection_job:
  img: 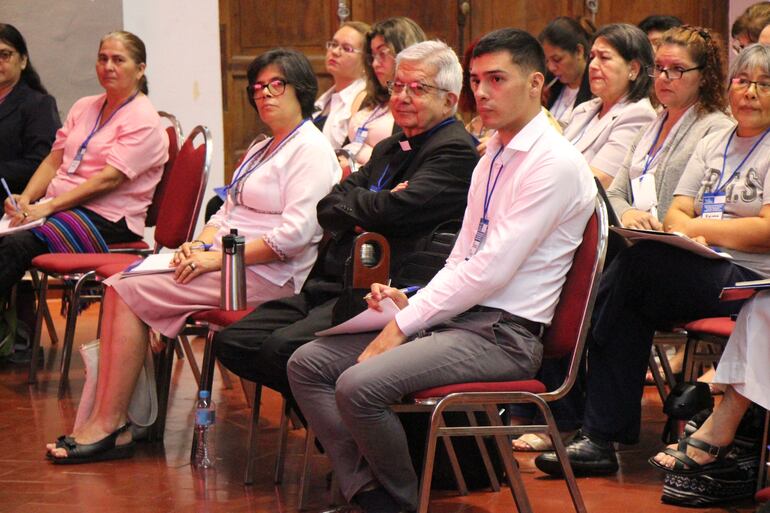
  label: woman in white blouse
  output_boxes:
[343,17,425,166]
[608,26,733,230]
[563,23,657,188]
[314,21,369,149]
[46,48,340,464]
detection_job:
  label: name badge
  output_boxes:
[399,140,412,152]
[354,126,368,144]
[67,148,85,174]
[630,174,658,214]
[468,218,489,258]
[702,192,726,220]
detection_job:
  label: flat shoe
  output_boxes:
[49,423,135,465]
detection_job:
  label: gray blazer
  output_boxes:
[563,96,657,178]
[607,108,734,223]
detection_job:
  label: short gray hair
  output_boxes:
[396,40,462,112]
[729,43,770,82]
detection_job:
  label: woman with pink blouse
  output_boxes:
[1,31,167,296]
[46,48,340,464]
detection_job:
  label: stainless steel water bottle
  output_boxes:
[221,228,246,310]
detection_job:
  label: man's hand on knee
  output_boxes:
[358,320,407,363]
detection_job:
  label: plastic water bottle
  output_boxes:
[193,390,215,469]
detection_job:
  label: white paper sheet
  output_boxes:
[315,297,400,336]
[0,214,45,235]
[120,252,176,277]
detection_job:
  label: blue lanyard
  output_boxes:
[640,113,668,178]
[370,163,393,192]
[359,104,388,131]
[717,126,770,192]
[226,118,308,196]
[425,117,454,137]
[482,146,506,221]
[78,91,139,154]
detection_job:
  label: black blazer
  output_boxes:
[0,81,61,200]
[317,118,478,275]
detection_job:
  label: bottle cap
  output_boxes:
[199,390,211,399]
[230,228,238,235]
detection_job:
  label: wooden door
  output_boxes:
[219,1,728,182]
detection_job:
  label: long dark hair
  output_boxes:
[539,16,595,109]
[0,23,49,95]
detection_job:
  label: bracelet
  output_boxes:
[191,239,207,246]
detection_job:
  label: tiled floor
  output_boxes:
[0,299,762,513]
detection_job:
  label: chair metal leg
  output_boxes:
[649,351,669,403]
[484,404,534,513]
[441,426,469,495]
[243,383,263,485]
[466,411,500,492]
[174,340,185,360]
[416,409,443,513]
[28,273,49,384]
[152,335,176,442]
[178,335,201,385]
[298,427,315,511]
[58,271,95,398]
[274,397,290,484]
[531,399,587,513]
[30,271,58,345]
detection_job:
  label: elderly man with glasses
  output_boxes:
[214,40,478,430]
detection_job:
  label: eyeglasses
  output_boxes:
[246,78,288,99]
[387,80,450,97]
[646,64,704,80]
[368,47,393,64]
[325,41,362,55]
[0,49,17,63]
[731,77,770,95]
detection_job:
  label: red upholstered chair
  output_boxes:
[388,197,608,513]
[28,125,211,393]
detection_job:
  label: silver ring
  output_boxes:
[189,262,196,270]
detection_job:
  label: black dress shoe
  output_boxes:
[534,431,619,477]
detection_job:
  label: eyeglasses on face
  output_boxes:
[246,78,288,99]
[368,47,393,64]
[387,80,450,97]
[0,49,17,63]
[731,77,770,95]
[646,64,703,80]
[325,41,362,55]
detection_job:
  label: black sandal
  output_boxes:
[48,423,135,465]
[648,436,736,475]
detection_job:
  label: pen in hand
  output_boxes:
[364,285,421,301]
[1,178,19,213]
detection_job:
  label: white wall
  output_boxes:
[4,0,123,118]
[122,0,225,239]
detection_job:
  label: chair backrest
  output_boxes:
[154,125,212,250]
[146,111,184,228]
[541,196,609,398]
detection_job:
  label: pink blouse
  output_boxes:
[344,103,395,165]
[49,93,168,235]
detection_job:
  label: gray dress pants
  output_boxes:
[287,309,543,511]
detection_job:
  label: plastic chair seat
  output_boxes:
[683,317,735,338]
[31,253,140,274]
[412,380,547,400]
